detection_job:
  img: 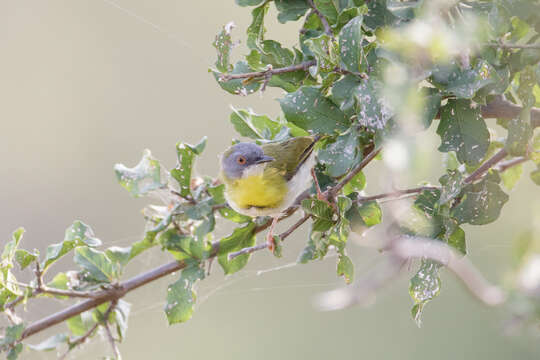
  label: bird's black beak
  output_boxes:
[255,155,274,164]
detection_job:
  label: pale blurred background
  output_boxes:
[1,1,539,359]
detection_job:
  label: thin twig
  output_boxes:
[59,324,99,360]
[496,156,528,172]
[228,214,312,260]
[41,287,98,299]
[464,148,508,184]
[59,301,117,360]
[219,61,316,81]
[104,319,121,359]
[306,0,333,36]
[329,148,381,199]
[356,186,439,203]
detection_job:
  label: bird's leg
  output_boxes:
[266,216,279,252]
[311,168,327,202]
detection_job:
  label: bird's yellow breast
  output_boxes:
[226,172,287,210]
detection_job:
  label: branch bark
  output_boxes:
[219,61,316,81]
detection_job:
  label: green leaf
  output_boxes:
[337,254,354,284]
[517,65,537,108]
[65,220,102,247]
[218,207,253,223]
[14,249,37,270]
[437,99,490,166]
[530,167,540,185]
[42,221,101,272]
[0,324,24,346]
[506,112,533,156]
[165,262,205,325]
[2,227,24,264]
[105,246,131,268]
[171,137,206,198]
[432,60,497,99]
[274,0,310,23]
[447,226,466,255]
[501,163,523,190]
[364,0,398,30]
[339,16,364,73]
[279,86,350,134]
[114,149,166,198]
[332,75,393,130]
[74,246,117,283]
[314,0,339,25]
[409,259,442,327]
[28,334,68,352]
[208,184,226,204]
[67,311,96,337]
[47,272,69,293]
[213,23,235,72]
[420,88,442,129]
[451,178,509,225]
[342,171,366,195]
[113,299,131,341]
[306,34,339,73]
[489,3,511,37]
[7,344,23,360]
[236,0,265,6]
[318,132,360,177]
[356,201,382,227]
[230,107,282,140]
[302,199,335,220]
[439,170,463,205]
[247,2,269,51]
[214,61,262,95]
[218,223,256,274]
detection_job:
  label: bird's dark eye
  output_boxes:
[236,156,247,165]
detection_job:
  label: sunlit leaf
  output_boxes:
[114,149,167,198]
[217,223,256,274]
[337,254,354,284]
[28,334,68,352]
[409,259,442,327]
[165,261,205,325]
[74,246,118,283]
[171,137,206,198]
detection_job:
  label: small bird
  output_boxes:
[219,135,321,250]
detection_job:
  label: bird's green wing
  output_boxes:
[262,136,319,181]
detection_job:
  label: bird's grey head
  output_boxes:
[221,142,274,179]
